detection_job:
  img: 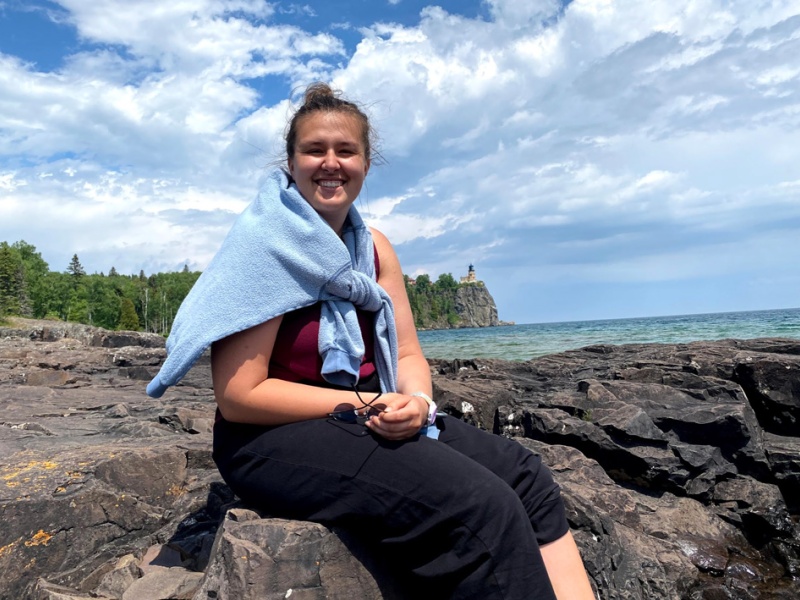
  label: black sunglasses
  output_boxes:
[328,385,385,424]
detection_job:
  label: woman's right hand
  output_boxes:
[365,393,429,440]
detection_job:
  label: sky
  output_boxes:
[1,0,799,325]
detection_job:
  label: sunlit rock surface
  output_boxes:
[1,318,798,599]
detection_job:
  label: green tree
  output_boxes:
[66,294,90,323]
[435,273,459,291]
[66,254,86,279]
[9,241,50,318]
[0,243,24,317]
[401,271,464,329]
[37,271,72,319]
[119,297,140,330]
[86,276,121,329]
[414,274,431,292]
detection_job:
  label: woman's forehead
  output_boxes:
[296,111,365,142]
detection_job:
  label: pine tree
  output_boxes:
[67,254,86,278]
[109,266,118,277]
[118,297,140,331]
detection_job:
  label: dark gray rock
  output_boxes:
[1,320,799,599]
[733,359,800,436]
[0,319,222,600]
[763,432,800,510]
[121,568,202,600]
[194,508,406,600]
[433,338,800,598]
[94,554,139,599]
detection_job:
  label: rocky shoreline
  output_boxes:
[0,318,798,599]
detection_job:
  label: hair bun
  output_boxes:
[303,82,337,107]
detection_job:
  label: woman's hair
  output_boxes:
[285,82,381,164]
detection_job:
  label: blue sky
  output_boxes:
[1,0,799,325]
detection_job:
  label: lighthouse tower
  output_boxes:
[460,264,477,284]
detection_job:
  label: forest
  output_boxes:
[0,240,466,333]
[0,240,200,334]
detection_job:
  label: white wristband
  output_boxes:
[411,392,437,426]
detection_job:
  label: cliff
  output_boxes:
[407,280,501,329]
[453,283,499,328]
[1,318,798,599]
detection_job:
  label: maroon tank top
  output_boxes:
[268,246,380,385]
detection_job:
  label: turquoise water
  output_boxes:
[417,308,800,361]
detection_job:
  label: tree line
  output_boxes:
[0,240,200,334]
[0,239,471,333]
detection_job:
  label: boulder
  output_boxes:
[194,508,406,600]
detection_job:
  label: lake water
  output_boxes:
[417,307,800,361]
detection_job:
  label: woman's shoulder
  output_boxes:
[369,226,395,257]
[368,227,402,281]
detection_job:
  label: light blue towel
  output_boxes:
[146,169,398,398]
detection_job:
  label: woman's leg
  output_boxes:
[435,416,569,545]
[540,531,597,600]
[213,417,556,600]
[435,417,595,599]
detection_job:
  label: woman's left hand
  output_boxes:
[365,393,428,440]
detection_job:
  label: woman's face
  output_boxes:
[288,111,370,232]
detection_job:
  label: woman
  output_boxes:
[151,83,595,598]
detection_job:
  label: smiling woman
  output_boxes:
[143,81,596,599]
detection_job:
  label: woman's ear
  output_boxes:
[364,158,371,177]
[287,157,294,174]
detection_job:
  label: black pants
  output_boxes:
[213,413,567,599]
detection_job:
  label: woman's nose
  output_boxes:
[321,150,339,170]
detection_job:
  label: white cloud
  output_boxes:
[1,0,799,322]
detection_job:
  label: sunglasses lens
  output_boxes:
[366,403,387,418]
[331,403,359,423]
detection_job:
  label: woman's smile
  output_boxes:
[317,178,345,191]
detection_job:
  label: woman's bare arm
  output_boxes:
[211,316,381,425]
[371,227,432,397]
[364,227,432,439]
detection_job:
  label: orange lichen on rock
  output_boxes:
[166,484,187,497]
[2,460,59,478]
[24,530,53,547]
[2,460,59,488]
